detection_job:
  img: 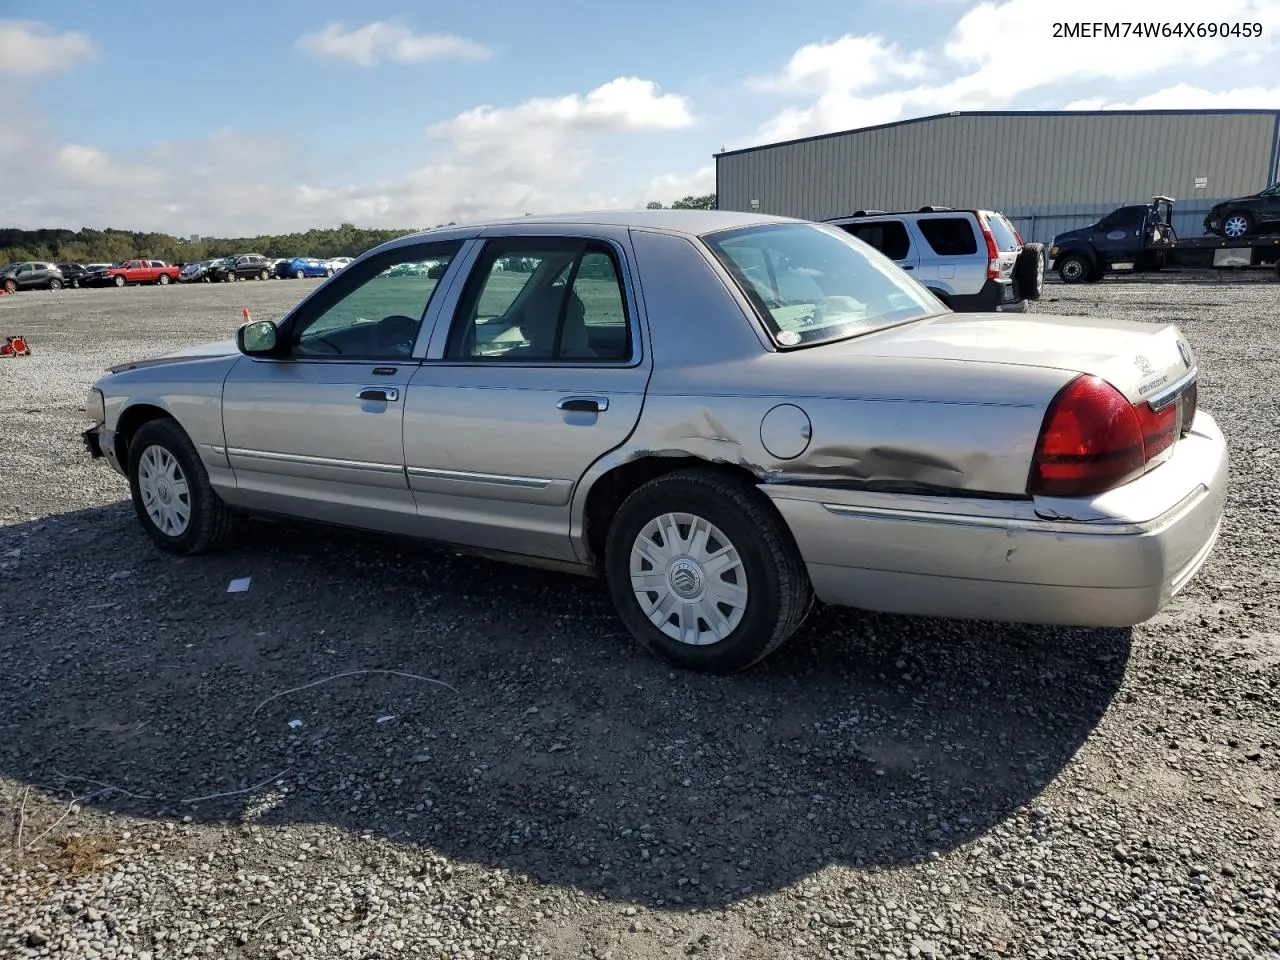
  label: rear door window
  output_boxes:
[917,217,978,256]
[838,220,911,260]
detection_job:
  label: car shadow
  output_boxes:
[0,503,1132,909]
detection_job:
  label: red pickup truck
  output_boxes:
[100,259,181,287]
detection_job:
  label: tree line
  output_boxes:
[0,195,717,266]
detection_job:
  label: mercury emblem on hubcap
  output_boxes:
[668,558,704,598]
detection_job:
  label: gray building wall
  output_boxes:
[715,110,1280,245]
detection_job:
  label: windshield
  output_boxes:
[701,222,944,348]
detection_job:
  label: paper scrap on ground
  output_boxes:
[376,715,395,724]
[288,719,304,729]
[227,577,252,593]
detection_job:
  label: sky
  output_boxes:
[1,0,1277,237]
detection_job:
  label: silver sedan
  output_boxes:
[83,210,1227,673]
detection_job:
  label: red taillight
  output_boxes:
[978,214,1001,280]
[1135,400,1177,459]
[1029,375,1161,497]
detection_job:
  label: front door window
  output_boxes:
[289,242,463,360]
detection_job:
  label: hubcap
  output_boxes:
[629,512,748,646]
[1223,215,1249,238]
[1062,259,1083,280]
[138,444,191,536]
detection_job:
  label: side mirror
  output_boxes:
[237,319,279,356]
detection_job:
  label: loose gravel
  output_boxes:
[0,277,1277,960]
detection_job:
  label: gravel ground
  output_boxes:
[0,277,1277,960]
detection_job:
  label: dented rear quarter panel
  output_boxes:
[590,227,1079,500]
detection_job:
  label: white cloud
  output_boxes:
[748,35,927,96]
[751,0,1279,143]
[1066,83,1280,111]
[296,20,492,66]
[645,165,717,205]
[0,20,96,75]
[0,77,697,235]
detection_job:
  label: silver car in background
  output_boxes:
[83,210,1226,673]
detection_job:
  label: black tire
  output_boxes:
[114,275,126,287]
[127,418,236,555]
[157,273,170,285]
[604,469,814,674]
[72,278,80,288]
[1056,253,1091,284]
[295,269,305,279]
[49,278,63,291]
[1014,242,1044,300]
[1219,210,1254,240]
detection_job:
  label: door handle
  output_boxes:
[901,264,914,270]
[358,387,399,402]
[557,396,608,413]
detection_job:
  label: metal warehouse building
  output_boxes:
[714,109,1280,244]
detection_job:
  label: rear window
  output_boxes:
[984,213,1021,251]
[702,222,942,349]
[917,217,978,256]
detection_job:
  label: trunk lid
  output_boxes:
[839,311,1196,405]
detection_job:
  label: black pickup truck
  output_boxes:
[1049,196,1280,283]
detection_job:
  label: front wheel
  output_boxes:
[114,275,126,287]
[127,418,236,555]
[604,470,814,673]
[260,269,269,280]
[49,278,63,291]
[1221,211,1254,239]
[1056,253,1091,284]
[2,279,14,294]
[157,274,170,285]
[295,269,305,279]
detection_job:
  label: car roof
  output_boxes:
[399,209,801,242]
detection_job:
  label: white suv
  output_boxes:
[824,207,1044,312]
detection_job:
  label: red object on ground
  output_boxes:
[242,307,251,322]
[1,336,31,356]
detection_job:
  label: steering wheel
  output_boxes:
[377,314,421,356]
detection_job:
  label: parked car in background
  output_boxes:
[824,207,1043,312]
[56,263,93,288]
[0,261,65,292]
[179,260,219,283]
[82,210,1223,674]
[325,256,353,272]
[1203,181,1280,238]
[275,256,333,279]
[208,254,273,282]
[95,259,181,287]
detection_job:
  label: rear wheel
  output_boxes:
[295,269,305,279]
[1056,253,1091,284]
[157,274,170,285]
[604,469,814,673]
[49,278,63,291]
[2,279,14,294]
[260,269,269,280]
[114,275,125,287]
[127,418,236,555]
